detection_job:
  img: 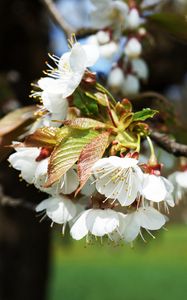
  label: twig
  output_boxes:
[41,0,75,37]
[150,131,187,157]
[0,186,36,210]
[133,91,170,105]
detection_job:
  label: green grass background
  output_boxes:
[48,225,187,300]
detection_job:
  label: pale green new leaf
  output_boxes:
[45,129,99,187]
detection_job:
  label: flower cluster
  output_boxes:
[89,0,162,95]
[6,35,179,246]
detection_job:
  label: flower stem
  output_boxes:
[136,134,141,152]
[146,136,155,157]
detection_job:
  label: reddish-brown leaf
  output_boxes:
[63,118,106,130]
[77,131,110,194]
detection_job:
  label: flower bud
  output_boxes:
[122,74,140,95]
[124,38,142,58]
[131,58,149,80]
[107,67,124,91]
[100,41,118,58]
[96,30,110,44]
[126,8,141,29]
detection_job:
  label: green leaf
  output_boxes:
[132,108,158,122]
[117,131,138,149]
[148,13,187,40]
[74,91,98,116]
[63,118,106,130]
[45,129,99,187]
[76,131,109,194]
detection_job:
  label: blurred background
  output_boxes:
[0,0,187,299]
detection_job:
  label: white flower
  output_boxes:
[96,30,110,44]
[120,206,167,242]
[168,170,187,202]
[92,156,143,206]
[70,208,121,240]
[87,34,118,59]
[131,58,149,80]
[122,74,140,95]
[142,174,174,203]
[91,0,129,30]
[169,170,187,189]
[126,8,143,30]
[36,195,77,229]
[8,147,40,184]
[8,146,79,195]
[38,42,99,99]
[107,67,124,91]
[124,38,142,58]
[99,41,119,59]
[38,82,68,119]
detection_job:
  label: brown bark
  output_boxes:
[0,0,50,299]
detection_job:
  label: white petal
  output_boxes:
[108,68,124,89]
[35,158,48,179]
[81,177,96,196]
[162,176,174,193]
[39,75,80,98]
[117,172,141,206]
[35,197,59,212]
[91,0,112,8]
[8,148,40,184]
[42,91,68,116]
[38,77,58,92]
[100,41,119,59]
[131,59,149,80]
[86,209,119,236]
[61,168,79,194]
[142,174,167,202]
[93,156,139,171]
[124,38,142,58]
[176,171,187,188]
[126,8,141,29]
[47,196,76,224]
[82,44,100,67]
[137,207,166,230]
[69,43,86,73]
[122,74,140,95]
[96,31,110,44]
[165,193,175,207]
[70,210,91,240]
[93,157,142,205]
[121,213,140,242]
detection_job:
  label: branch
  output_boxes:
[41,0,75,37]
[150,131,187,157]
[133,91,171,105]
[0,186,36,210]
[41,0,97,38]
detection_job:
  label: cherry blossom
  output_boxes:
[70,208,122,240]
[92,156,143,206]
[120,206,167,242]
